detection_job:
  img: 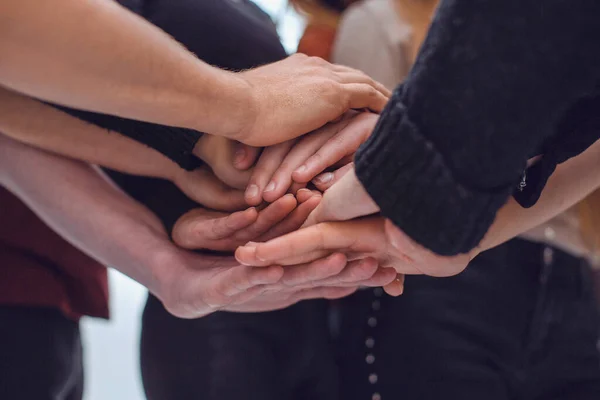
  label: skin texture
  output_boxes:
[0,134,397,318]
[235,139,600,284]
[0,0,389,145]
[0,86,254,212]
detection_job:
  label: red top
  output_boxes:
[297,24,337,61]
[0,188,109,321]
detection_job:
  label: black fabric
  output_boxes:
[0,307,84,400]
[355,0,600,256]
[141,298,337,400]
[335,240,600,400]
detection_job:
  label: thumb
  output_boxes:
[233,142,261,170]
[303,169,379,227]
[175,167,247,211]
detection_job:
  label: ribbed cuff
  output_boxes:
[55,106,203,171]
[355,95,513,256]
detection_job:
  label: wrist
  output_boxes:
[187,68,255,141]
[144,244,188,306]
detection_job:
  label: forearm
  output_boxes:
[0,134,172,296]
[0,87,182,180]
[0,0,250,135]
[476,139,600,254]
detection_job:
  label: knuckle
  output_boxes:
[309,56,327,65]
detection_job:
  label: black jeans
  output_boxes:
[0,307,84,400]
[140,239,600,400]
[335,239,600,400]
[141,298,337,400]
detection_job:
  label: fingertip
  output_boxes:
[234,144,260,170]
[325,252,348,274]
[235,246,258,266]
[312,172,334,187]
[289,182,307,195]
[245,184,263,206]
[272,193,298,211]
[382,276,404,297]
[295,188,313,203]
[227,207,258,227]
[263,183,295,204]
[252,244,272,263]
[291,165,310,183]
[244,207,258,219]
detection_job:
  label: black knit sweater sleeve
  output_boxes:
[355,0,600,256]
[55,106,203,171]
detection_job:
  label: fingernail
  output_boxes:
[264,181,276,193]
[314,172,333,184]
[245,241,259,247]
[295,164,307,174]
[246,184,259,198]
[234,147,246,165]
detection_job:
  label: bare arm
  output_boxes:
[0,0,245,135]
[0,135,374,317]
[0,132,172,297]
[0,0,389,145]
[0,86,254,210]
[0,86,181,181]
[0,134,285,317]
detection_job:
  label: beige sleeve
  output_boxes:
[332,4,404,90]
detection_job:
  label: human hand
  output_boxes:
[193,134,260,189]
[168,189,397,314]
[234,54,390,146]
[235,217,472,295]
[244,112,377,205]
[171,165,248,212]
[157,247,387,317]
[303,167,379,226]
[172,189,321,251]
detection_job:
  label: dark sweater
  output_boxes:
[355,0,600,256]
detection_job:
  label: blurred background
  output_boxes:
[80,1,303,399]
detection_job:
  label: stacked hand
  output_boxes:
[163,114,407,317]
[165,189,398,318]
[225,111,472,298]
[167,107,476,315]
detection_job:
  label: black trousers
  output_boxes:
[140,239,600,399]
[141,297,338,400]
[335,239,600,400]
[0,307,84,400]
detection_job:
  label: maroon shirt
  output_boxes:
[0,188,109,320]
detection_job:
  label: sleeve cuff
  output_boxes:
[355,93,513,256]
